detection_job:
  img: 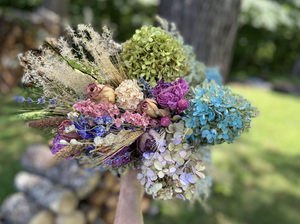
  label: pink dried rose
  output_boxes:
[137,98,159,118]
[87,83,115,104]
[137,98,171,118]
[137,129,160,154]
[58,120,81,141]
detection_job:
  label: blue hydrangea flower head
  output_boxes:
[182,81,258,146]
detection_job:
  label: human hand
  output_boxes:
[114,168,144,224]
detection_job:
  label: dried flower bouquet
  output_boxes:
[16,17,258,201]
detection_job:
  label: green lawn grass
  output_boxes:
[1,86,299,224]
[145,85,300,224]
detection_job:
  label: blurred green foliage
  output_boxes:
[80,0,300,80]
[232,0,300,79]
[69,0,159,42]
[1,0,299,80]
[0,0,159,42]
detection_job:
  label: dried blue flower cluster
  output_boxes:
[183,81,258,146]
[205,67,223,86]
[137,77,153,98]
[72,115,113,140]
[93,116,112,125]
[72,116,95,140]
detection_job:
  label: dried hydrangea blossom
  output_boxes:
[152,78,189,110]
[121,26,186,87]
[137,120,205,200]
[115,79,144,111]
[183,81,258,146]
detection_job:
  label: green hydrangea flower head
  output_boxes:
[121,26,187,87]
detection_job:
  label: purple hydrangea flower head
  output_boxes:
[153,78,189,110]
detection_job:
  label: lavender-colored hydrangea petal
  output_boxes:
[176,194,186,200]
[147,168,155,177]
[137,173,144,180]
[179,150,187,158]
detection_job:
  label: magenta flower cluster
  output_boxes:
[73,99,119,118]
[153,78,189,110]
[115,111,151,130]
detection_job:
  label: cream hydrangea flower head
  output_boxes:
[115,79,144,111]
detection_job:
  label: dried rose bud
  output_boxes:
[58,120,81,141]
[160,116,170,126]
[137,129,160,154]
[87,83,115,104]
[137,98,160,118]
[177,99,189,111]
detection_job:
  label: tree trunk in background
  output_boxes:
[159,0,241,81]
[43,0,70,32]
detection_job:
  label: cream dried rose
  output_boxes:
[87,83,115,104]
